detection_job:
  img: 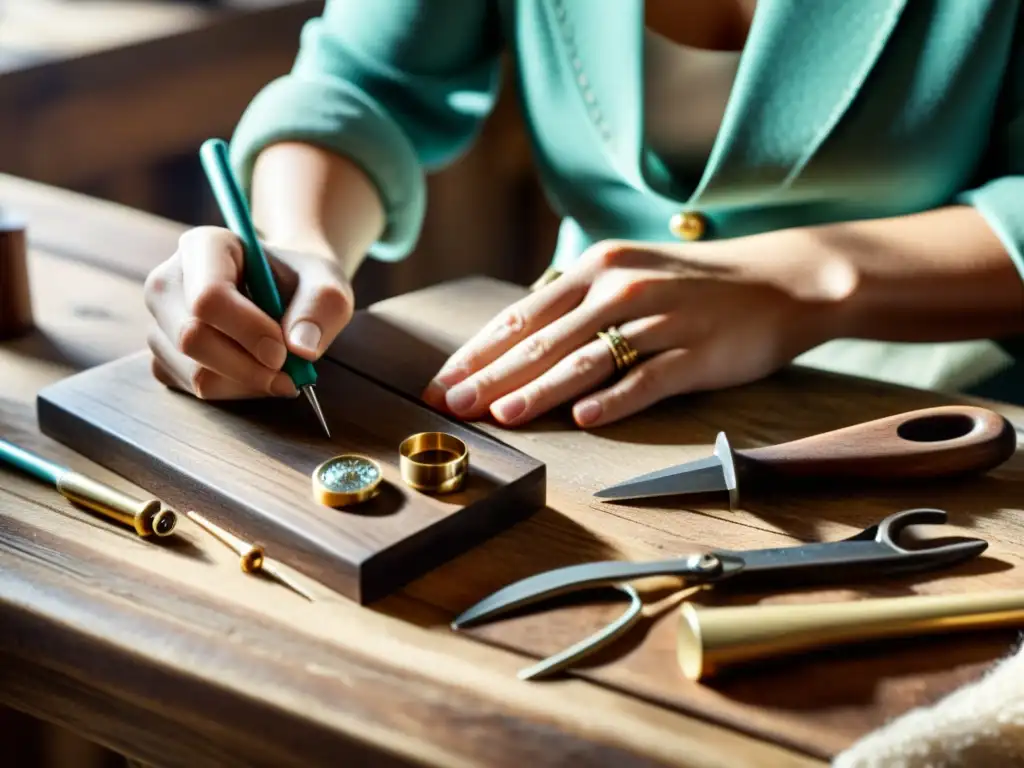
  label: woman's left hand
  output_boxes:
[421,234,857,428]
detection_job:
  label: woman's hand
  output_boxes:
[144,226,354,400]
[422,235,857,428]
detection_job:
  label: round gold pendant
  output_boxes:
[312,454,383,507]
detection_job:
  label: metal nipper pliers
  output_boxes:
[451,508,988,680]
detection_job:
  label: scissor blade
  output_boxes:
[593,454,724,500]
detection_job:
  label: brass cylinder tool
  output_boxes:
[186,511,315,602]
[677,590,1024,681]
[0,436,177,537]
[312,454,383,507]
[57,472,177,537]
[399,432,469,494]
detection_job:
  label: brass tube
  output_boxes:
[55,470,176,537]
[678,591,1024,681]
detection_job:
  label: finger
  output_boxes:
[151,354,188,393]
[488,316,671,426]
[422,277,590,406]
[152,270,293,396]
[148,327,293,401]
[442,282,668,419]
[179,227,289,371]
[279,255,354,361]
[572,347,700,428]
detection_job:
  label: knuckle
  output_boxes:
[176,318,207,357]
[143,266,167,298]
[313,281,350,319]
[493,306,528,341]
[569,348,600,377]
[472,369,493,392]
[520,333,551,363]
[584,240,631,271]
[189,282,231,323]
[614,276,654,305]
[449,346,481,374]
[143,261,173,311]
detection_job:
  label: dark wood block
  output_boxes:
[35,350,546,604]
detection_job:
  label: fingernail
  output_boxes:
[492,394,526,423]
[256,337,287,369]
[446,383,477,414]
[289,321,322,356]
[422,379,448,406]
[574,399,602,426]
[436,365,467,388]
[271,373,297,397]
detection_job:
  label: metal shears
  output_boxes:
[451,508,987,680]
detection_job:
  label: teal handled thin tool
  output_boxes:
[198,138,331,438]
[0,436,177,537]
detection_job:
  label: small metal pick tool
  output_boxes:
[187,511,315,602]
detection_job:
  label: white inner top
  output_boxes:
[643,29,743,179]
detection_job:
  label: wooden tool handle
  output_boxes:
[737,405,1017,479]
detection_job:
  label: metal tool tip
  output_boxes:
[302,385,331,438]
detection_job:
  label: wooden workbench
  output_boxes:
[1,173,1023,766]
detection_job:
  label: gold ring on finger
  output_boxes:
[597,325,639,373]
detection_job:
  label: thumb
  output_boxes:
[278,253,354,361]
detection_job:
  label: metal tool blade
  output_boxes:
[302,385,331,438]
[593,454,725,500]
[593,433,740,507]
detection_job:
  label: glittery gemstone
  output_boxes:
[319,456,380,492]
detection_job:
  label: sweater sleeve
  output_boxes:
[955,9,1024,359]
[228,0,504,262]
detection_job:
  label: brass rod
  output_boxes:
[186,511,314,602]
[678,590,1024,681]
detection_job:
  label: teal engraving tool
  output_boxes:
[0,435,177,537]
[198,138,330,438]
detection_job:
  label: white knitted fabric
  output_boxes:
[834,639,1024,767]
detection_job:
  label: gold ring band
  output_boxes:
[597,325,639,372]
[399,432,469,494]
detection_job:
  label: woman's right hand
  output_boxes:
[143,226,354,400]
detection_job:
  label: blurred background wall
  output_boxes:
[0,0,562,307]
[0,0,560,765]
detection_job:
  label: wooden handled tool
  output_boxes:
[594,405,1017,508]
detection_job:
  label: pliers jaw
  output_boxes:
[450,508,989,680]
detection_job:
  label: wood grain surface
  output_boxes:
[35,350,546,604]
[6,174,1024,766]
[0,174,819,767]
